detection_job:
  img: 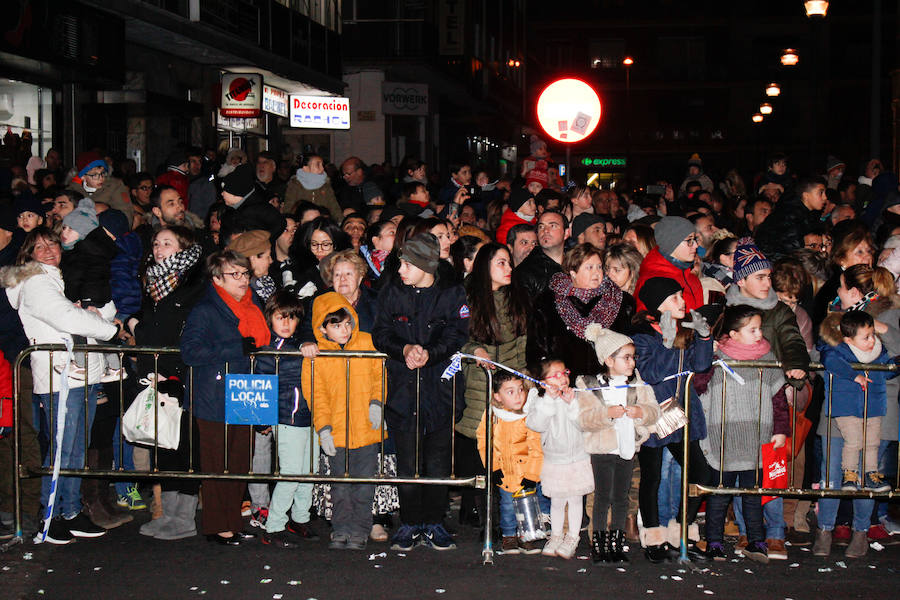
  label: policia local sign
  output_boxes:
[220,73,263,118]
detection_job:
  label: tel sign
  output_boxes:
[536,78,602,143]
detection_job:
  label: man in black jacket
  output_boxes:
[513,209,569,299]
[372,233,469,552]
[219,163,286,245]
[754,176,827,261]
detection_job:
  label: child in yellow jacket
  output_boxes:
[302,292,384,551]
[477,371,543,555]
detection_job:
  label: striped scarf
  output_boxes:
[145,244,202,303]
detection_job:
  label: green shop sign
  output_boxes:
[580,157,627,169]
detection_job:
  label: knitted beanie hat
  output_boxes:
[584,324,634,365]
[398,233,440,274]
[62,197,99,240]
[688,153,702,168]
[220,163,256,198]
[76,151,107,178]
[525,163,548,188]
[638,277,683,318]
[732,236,772,283]
[654,216,695,258]
[508,187,533,213]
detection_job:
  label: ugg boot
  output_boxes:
[155,493,198,540]
[82,449,132,529]
[140,491,178,537]
[624,514,640,543]
[641,526,669,563]
[844,530,868,559]
[812,528,832,557]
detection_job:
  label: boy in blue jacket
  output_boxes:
[256,291,320,548]
[820,310,894,492]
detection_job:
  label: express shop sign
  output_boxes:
[220,73,263,118]
[289,95,350,129]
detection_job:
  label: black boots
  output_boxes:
[608,529,629,563]
[591,530,608,563]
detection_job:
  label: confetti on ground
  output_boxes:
[730,559,739,563]
[800,547,810,552]
[743,569,753,574]
[46,569,53,573]
[287,581,301,586]
[646,590,653,594]
[93,567,101,571]
[677,569,687,573]
[697,585,704,589]
[817,568,832,573]
[577,555,589,560]
[397,553,407,557]
[260,578,273,583]
[264,565,271,570]
[37,591,44,595]
[374,565,382,568]
[871,542,884,551]
[273,596,283,600]
[190,587,198,591]
[220,580,230,584]
[368,552,387,560]
[835,561,847,569]
[869,565,877,569]
[198,592,206,596]
[790,563,800,568]
[23,552,32,560]
[617,567,627,572]
[577,568,587,573]
[704,590,714,595]
[1,566,9,571]
[436,589,446,594]
[672,576,683,581]
[660,575,668,580]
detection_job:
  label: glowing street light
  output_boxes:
[804,1,829,17]
[752,113,764,123]
[781,49,799,66]
[766,82,781,97]
[760,103,773,115]
[622,56,634,66]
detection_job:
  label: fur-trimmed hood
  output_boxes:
[0,261,44,291]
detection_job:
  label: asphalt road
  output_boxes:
[2,513,899,600]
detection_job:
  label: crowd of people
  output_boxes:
[0,133,898,567]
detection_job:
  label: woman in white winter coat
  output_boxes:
[0,227,118,544]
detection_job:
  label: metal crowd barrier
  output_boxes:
[5,344,493,561]
[680,359,900,562]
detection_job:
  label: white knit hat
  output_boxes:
[584,324,634,365]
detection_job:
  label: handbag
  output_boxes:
[122,375,183,450]
[653,349,689,439]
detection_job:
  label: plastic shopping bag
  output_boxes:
[761,441,788,505]
[122,375,182,450]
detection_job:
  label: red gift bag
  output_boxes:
[761,442,788,505]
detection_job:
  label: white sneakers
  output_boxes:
[542,534,564,556]
[556,533,580,559]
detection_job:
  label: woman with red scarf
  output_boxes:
[527,243,635,384]
[181,250,270,545]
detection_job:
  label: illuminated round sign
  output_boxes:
[536,78,602,143]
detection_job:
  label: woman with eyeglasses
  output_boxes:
[288,216,351,300]
[180,249,270,546]
[633,216,706,314]
[67,151,135,229]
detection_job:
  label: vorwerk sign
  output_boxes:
[289,95,350,129]
[382,83,429,116]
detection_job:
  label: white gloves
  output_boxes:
[369,403,383,430]
[660,311,677,349]
[319,429,337,457]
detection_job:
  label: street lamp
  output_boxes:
[759,103,773,115]
[752,113,764,123]
[766,82,781,97]
[622,56,634,67]
[781,48,799,66]
[804,1,829,17]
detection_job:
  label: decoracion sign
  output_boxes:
[382,83,429,116]
[220,73,263,118]
[289,95,350,129]
[224,374,278,425]
[262,84,289,117]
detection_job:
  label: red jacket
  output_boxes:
[495,209,534,245]
[634,247,704,313]
[156,169,190,210]
[0,350,11,428]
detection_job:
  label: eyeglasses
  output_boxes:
[84,171,107,179]
[310,241,334,251]
[137,185,153,191]
[341,168,358,178]
[221,270,250,280]
[684,236,701,247]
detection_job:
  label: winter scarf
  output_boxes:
[830,291,878,313]
[360,244,389,276]
[716,336,771,360]
[212,283,270,348]
[549,271,623,340]
[144,244,202,303]
[848,337,883,364]
[296,169,327,191]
